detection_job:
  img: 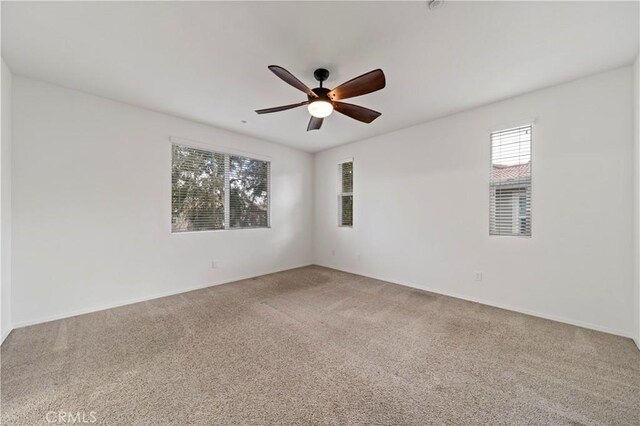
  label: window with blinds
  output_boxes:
[338,160,353,227]
[172,144,270,232]
[490,125,531,236]
[229,155,270,229]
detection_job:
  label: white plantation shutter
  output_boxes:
[171,144,270,232]
[489,125,532,236]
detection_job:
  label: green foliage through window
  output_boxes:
[341,161,353,193]
[171,145,270,232]
[229,155,269,229]
[172,145,225,232]
[341,195,353,227]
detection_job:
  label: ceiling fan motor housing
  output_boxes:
[309,87,331,103]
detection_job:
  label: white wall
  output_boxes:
[634,55,639,348]
[7,66,637,339]
[11,76,313,327]
[314,67,634,337]
[1,60,13,342]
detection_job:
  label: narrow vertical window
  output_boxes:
[338,160,353,227]
[490,125,532,236]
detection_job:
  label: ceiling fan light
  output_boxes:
[307,100,333,118]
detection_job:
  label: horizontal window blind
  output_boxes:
[172,145,270,232]
[172,145,225,232]
[489,125,532,236]
[338,161,353,227]
[229,155,270,229]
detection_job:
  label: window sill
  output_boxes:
[172,226,272,234]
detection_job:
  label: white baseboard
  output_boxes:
[11,263,313,330]
[1,327,12,345]
[315,263,634,340]
[9,263,635,342]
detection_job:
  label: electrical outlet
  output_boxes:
[211,261,218,269]
[331,249,335,256]
[356,253,361,261]
[474,271,482,282]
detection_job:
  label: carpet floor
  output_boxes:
[1,266,639,425]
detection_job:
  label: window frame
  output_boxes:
[489,124,533,238]
[337,158,354,228]
[170,138,271,233]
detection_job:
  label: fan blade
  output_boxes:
[255,101,308,114]
[328,69,385,101]
[334,102,381,123]
[307,116,323,131]
[268,65,318,97]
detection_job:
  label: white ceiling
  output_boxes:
[2,1,638,153]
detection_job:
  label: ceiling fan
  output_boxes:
[255,66,385,131]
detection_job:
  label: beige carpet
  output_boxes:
[2,266,639,425]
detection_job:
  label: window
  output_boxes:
[229,155,270,229]
[338,160,353,227]
[171,145,225,232]
[172,144,270,232]
[490,125,531,236]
